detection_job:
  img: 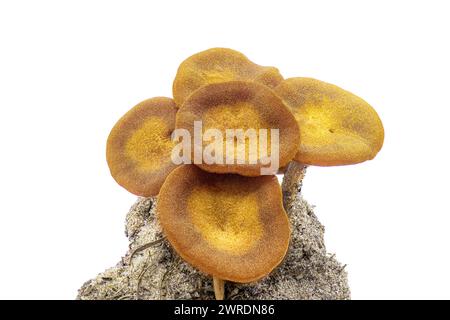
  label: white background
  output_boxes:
[0,0,449,300]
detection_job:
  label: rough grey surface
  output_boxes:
[77,192,350,300]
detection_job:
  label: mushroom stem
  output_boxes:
[282,161,307,210]
[213,276,225,300]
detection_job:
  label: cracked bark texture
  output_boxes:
[77,170,350,300]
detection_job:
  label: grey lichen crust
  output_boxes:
[77,189,350,300]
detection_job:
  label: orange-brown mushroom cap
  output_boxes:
[157,165,290,283]
[172,48,283,106]
[176,81,300,176]
[106,97,179,196]
[275,77,384,166]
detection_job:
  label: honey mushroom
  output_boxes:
[275,77,384,166]
[157,165,291,300]
[172,48,283,106]
[106,97,179,197]
[275,77,384,202]
[102,49,386,301]
[176,80,300,176]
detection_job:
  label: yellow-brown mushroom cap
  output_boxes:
[176,81,300,176]
[172,48,283,106]
[157,165,290,283]
[275,77,384,166]
[106,97,179,196]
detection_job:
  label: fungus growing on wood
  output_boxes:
[106,97,179,196]
[101,48,385,301]
[175,81,300,176]
[157,165,290,299]
[275,77,384,166]
[172,48,283,106]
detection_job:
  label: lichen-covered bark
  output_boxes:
[77,173,350,300]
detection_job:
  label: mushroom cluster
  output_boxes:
[106,48,384,300]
